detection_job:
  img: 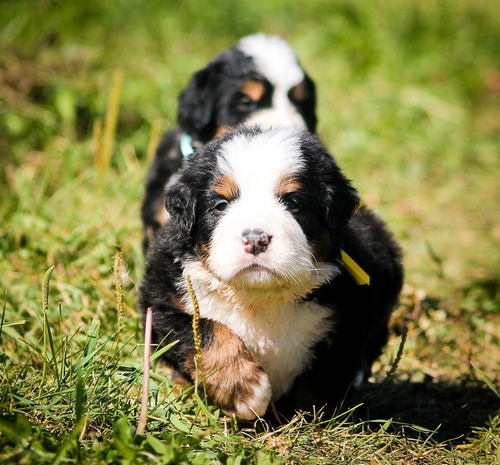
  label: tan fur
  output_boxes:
[215,126,230,137]
[155,202,170,228]
[184,321,270,418]
[290,81,307,102]
[275,173,302,197]
[168,290,190,316]
[214,174,239,200]
[240,79,266,102]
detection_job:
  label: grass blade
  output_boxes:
[136,306,152,435]
[38,265,55,398]
[472,363,500,399]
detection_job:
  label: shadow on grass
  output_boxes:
[354,378,500,444]
[349,275,500,444]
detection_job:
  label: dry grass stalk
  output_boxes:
[186,275,205,387]
[101,69,123,170]
[92,117,103,181]
[114,245,125,336]
[94,69,123,185]
[146,119,162,164]
[38,265,55,398]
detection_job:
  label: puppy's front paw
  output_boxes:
[186,323,271,420]
[212,361,271,420]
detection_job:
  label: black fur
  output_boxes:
[139,127,404,420]
[141,35,317,252]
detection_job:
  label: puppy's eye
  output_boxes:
[214,200,229,212]
[289,82,308,104]
[237,95,256,111]
[282,196,300,211]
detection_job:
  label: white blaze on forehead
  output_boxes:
[238,34,305,90]
[217,128,304,193]
[207,127,333,294]
[208,127,338,298]
[238,34,309,130]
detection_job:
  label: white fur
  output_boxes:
[209,129,335,294]
[181,260,334,400]
[234,370,272,420]
[179,129,339,400]
[238,34,308,130]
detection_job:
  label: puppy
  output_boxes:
[141,33,317,251]
[139,127,404,420]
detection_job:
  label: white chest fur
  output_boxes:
[180,263,334,400]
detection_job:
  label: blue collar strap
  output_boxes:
[180,133,195,158]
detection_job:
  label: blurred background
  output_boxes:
[2,0,499,294]
[0,0,499,456]
[1,0,499,362]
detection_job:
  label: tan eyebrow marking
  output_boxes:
[214,174,239,200]
[290,81,307,102]
[240,79,266,102]
[276,173,302,197]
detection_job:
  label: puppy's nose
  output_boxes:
[241,228,271,255]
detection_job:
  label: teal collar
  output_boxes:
[180,133,195,158]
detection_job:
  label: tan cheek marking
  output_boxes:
[240,79,266,102]
[276,173,302,197]
[290,81,307,102]
[214,174,239,200]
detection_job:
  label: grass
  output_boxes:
[1,0,499,463]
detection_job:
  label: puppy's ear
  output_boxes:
[302,135,360,249]
[323,180,360,248]
[299,73,318,133]
[164,179,197,235]
[177,62,222,142]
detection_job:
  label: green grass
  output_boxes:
[1,0,499,463]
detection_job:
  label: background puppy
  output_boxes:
[140,126,404,420]
[141,34,317,251]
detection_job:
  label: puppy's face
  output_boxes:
[236,34,315,133]
[177,34,317,143]
[166,128,359,301]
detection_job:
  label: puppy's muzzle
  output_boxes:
[241,229,272,255]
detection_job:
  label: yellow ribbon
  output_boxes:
[341,250,370,286]
[340,201,370,286]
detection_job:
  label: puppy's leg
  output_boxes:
[185,322,271,420]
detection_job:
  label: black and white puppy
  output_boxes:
[141,34,317,251]
[139,127,404,420]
